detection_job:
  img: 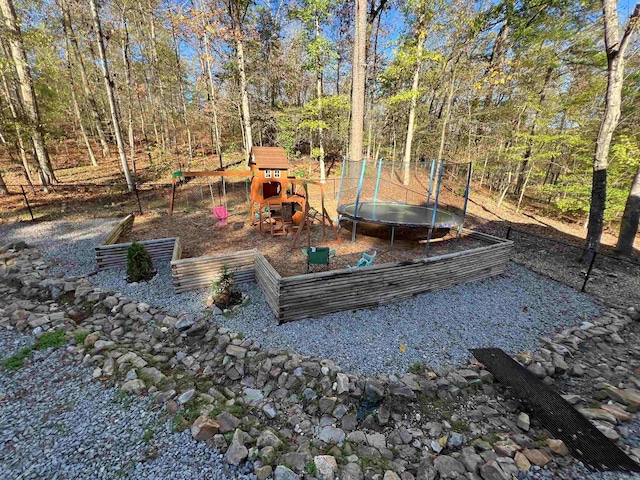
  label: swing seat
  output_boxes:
[214,206,228,226]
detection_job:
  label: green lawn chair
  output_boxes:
[301,247,335,273]
[346,250,377,269]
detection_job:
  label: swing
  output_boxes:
[213,176,228,226]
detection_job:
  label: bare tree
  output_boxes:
[584,1,640,255]
[0,0,56,187]
[89,0,135,191]
[616,164,640,256]
[349,0,366,162]
[402,30,426,185]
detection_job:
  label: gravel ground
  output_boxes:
[92,261,604,376]
[0,330,255,480]
[0,218,118,278]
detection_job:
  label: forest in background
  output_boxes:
[0,0,639,255]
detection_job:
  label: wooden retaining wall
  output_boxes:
[171,249,257,294]
[96,237,178,271]
[101,214,134,246]
[274,231,513,323]
[254,252,282,316]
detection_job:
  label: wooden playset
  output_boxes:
[169,146,340,245]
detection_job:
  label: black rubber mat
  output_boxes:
[471,347,640,473]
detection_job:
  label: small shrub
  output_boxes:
[1,346,33,371]
[211,264,238,308]
[306,460,317,476]
[35,329,67,350]
[126,242,155,283]
[75,331,89,345]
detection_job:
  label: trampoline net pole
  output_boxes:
[336,156,346,205]
[425,159,445,256]
[353,157,367,219]
[457,161,473,241]
[427,159,436,206]
[373,159,383,203]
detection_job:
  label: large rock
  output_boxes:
[480,460,508,480]
[191,415,220,441]
[522,449,551,467]
[121,379,145,395]
[226,429,249,466]
[432,455,466,477]
[282,451,312,473]
[318,426,346,445]
[335,373,349,394]
[274,465,300,480]
[341,463,363,480]
[314,455,338,480]
[177,389,196,405]
[257,430,282,449]
[215,411,241,433]
[175,314,196,331]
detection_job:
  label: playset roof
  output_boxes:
[250,147,290,170]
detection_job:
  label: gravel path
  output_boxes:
[0,330,255,480]
[0,218,118,278]
[92,261,604,376]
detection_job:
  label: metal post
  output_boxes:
[351,158,367,243]
[424,159,445,256]
[581,251,597,292]
[427,159,436,206]
[506,226,512,240]
[134,185,143,215]
[21,185,34,221]
[457,161,473,241]
[390,226,395,252]
[336,157,346,206]
[373,158,383,203]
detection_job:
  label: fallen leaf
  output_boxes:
[399,344,407,353]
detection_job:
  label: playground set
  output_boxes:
[102,147,510,322]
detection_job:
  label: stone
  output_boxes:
[227,345,248,358]
[191,415,220,441]
[600,403,632,422]
[546,439,568,456]
[522,449,551,467]
[314,455,338,480]
[341,463,364,480]
[226,429,249,466]
[103,296,118,308]
[93,340,115,353]
[416,458,437,480]
[319,396,337,414]
[215,411,241,433]
[256,466,273,480]
[578,408,618,424]
[175,314,196,331]
[257,430,282,449]
[365,380,385,401]
[605,387,640,412]
[517,412,530,431]
[527,364,547,379]
[460,447,483,473]
[177,389,196,405]
[261,446,277,465]
[366,432,386,449]
[432,455,466,477]
[262,403,277,419]
[121,379,145,395]
[274,465,300,480]
[383,471,400,480]
[390,383,416,399]
[479,460,508,480]
[243,388,264,405]
[318,426,346,445]
[102,357,115,376]
[514,452,531,471]
[282,451,312,473]
[336,373,349,394]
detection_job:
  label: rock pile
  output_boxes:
[2,245,640,479]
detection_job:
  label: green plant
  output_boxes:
[126,242,155,283]
[2,329,68,371]
[408,362,424,374]
[1,346,33,371]
[211,264,237,308]
[306,460,317,476]
[75,331,89,345]
[143,427,155,444]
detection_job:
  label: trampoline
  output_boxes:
[337,202,462,229]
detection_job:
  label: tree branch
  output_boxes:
[619,3,640,58]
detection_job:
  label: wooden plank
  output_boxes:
[101,214,134,246]
[172,237,182,262]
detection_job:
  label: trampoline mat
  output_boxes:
[471,348,640,473]
[337,202,462,228]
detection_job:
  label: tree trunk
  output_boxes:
[121,9,137,174]
[58,0,111,158]
[201,20,223,169]
[437,67,456,161]
[0,171,7,194]
[585,1,640,255]
[235,33,253,159]
[316,15,325,183]
[0,0,56,187]
[402,33,426,186]
[349,0,367,162]
[90,0,135,191]
[616,163,640,256]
